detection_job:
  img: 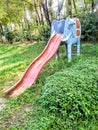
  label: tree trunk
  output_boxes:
[84,0,87,10]
[35,16,39,25]
[41,0,51,26]
[24,2,32,42]
[0,24,4,43]
[73,0,77,14]
[39,4,44,25]
[48,0,53,21]
[91,0,95,12]
[66,0,72,17]
[33,0,41,25]
[57,0,64,20]
[26,20,32,42]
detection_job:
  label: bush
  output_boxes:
[38,24,51,44]
[39,62,98,123]
[13,30,26,42]
[78,12,98,42]
[5,29,14,44]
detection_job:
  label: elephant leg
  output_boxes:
[55,49,59,60]
[67,43,72,62]
[77,38,80,55]
[65,43,67,55]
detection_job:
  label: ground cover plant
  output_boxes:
[0,43,98,130]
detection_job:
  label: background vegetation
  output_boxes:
[0,0,98,44]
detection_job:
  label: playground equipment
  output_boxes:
[5,34,62,97]
[51,17,81,62]
[5,17,81,97]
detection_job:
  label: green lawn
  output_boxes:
[0,42,98,130]
[0,43,44,97]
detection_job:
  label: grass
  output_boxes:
[0,43,44,97]
[0,42,98,130]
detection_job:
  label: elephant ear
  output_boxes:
[51,19,65,35]
[75,18,81,37]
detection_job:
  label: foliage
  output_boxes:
[78,12,98,41]
[13,29,27,42]
[0,0,98,44]
[38,24,51,44]
[0,43,98,129]
[4,26,15,44]
[39,62,98,124]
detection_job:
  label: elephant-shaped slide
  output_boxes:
[51,18,81,62]
[5,34,62,97]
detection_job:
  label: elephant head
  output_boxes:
[62,17,81,41]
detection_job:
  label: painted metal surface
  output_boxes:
[5,34,62,97]
[51,17,81,62]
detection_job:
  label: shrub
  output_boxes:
[5,29,14,44]
[78,12,98,42]
[13,30,26,42]
[38,24,51,44]
[39,63,98,123]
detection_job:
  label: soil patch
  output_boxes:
[0,98,7,111]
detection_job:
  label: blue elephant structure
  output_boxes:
[51,17,81,62]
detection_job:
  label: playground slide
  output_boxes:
[5,34,62,97]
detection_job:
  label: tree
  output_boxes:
[57,0,64,20]
[91,0,95,12]
[73,0,77,14]
[66,0,72,17]
[41,0,51,26]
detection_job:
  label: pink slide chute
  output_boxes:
[5,34,62,97]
